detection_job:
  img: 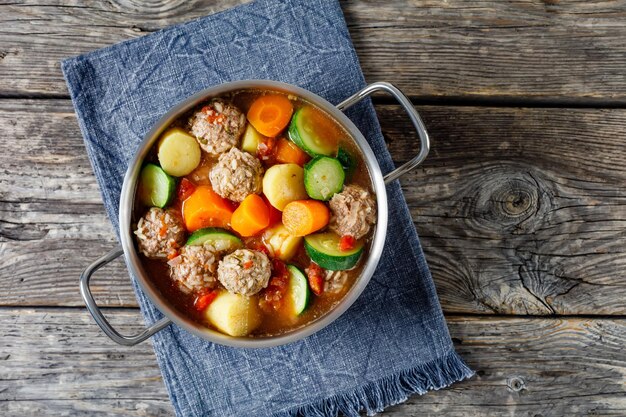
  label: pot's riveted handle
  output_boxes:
[80,245,172,346]
[337,82,430,184]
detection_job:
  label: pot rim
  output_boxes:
[118,80,388,348]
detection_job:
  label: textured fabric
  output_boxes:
[61,0,474,416]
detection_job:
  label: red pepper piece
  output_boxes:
[339,235,356,252]
[194,290,219,312]
[307,262,325,296]
[177,178,197,202]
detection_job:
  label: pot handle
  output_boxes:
[336,81,430,184]
[80,245,172,346]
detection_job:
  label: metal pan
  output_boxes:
[80,81,429,348]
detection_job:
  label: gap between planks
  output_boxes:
[2,305,625,320]
[3,93,626,109]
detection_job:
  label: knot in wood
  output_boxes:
[507,376,526,392]
[488,178,537,221]
[464,169,550,235]
[502,189,533,216]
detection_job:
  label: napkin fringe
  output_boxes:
[280,349,474,417]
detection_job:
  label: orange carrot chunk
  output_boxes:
[247,94,294,137]
[275,137,310,166]
[231,194,270,237]
[262,194,283,227]
[182,185,234,232]
[282,200,330,237]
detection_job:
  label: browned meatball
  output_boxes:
[134,207,185,259]
[209,147,263,202]
[189,99,246,155]
[217,249,271,296]
[328,185,376,239]
[168,244,220,294]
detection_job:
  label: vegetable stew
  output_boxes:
[133,89,377,337]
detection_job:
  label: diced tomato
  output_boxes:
[177,178,197,202]
[207,114,225,124]
[259,288,282,312]
[167,250,179,260]
[259,259,290,312]
[307,262,325,296]
[269,276,288,289]
[257,136,277,164]
[272,258,288,278]
[201,106,225,124]
[243,260,254,269]
[308,262,324,275]
[308,275,324,296]
[339,235,356,252]
[194,289,219,311]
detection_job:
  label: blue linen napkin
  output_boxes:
[62,0,474,415]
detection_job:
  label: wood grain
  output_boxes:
[2,0,626,102]
[1,309,624,416]
[1,100,624,315]
[378,105,626,315]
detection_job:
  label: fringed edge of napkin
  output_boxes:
[276,349,474,417]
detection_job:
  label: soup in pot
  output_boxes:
[133,89,377,337]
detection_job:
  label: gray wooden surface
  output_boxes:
[1,1,625,416]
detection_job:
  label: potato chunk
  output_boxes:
[262,163,308,210]
[205,291,261,337]
[158,127,202,177]
[263,224,302,261]
[241,124,264,154]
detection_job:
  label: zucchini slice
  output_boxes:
[186,227,243,251]
[138,163,176,208]
[287,265,310,315]
[303,156,345,201]
[304,232,364,271]
[288,106,338,157]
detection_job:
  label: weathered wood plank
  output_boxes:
[1,309,624,416]
[379,105,626,315]
[2,1,626,101]
[1,100,624,314]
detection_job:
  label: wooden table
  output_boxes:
[1,1,625,415]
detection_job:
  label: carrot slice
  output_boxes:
[262,194,282,227]
[247,94,294,137]
[231,194,270,237]
[281,200,330,237]
[275,137,310,166]
[182,185,234,232]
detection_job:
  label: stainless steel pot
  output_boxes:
[80,81,430,348]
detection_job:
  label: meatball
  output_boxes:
[134,207,185,259]
[217,249,271,296]
[189,99,246,155]
[168,244,220,294]
[328,185,376,240]
[209,147,263,202]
